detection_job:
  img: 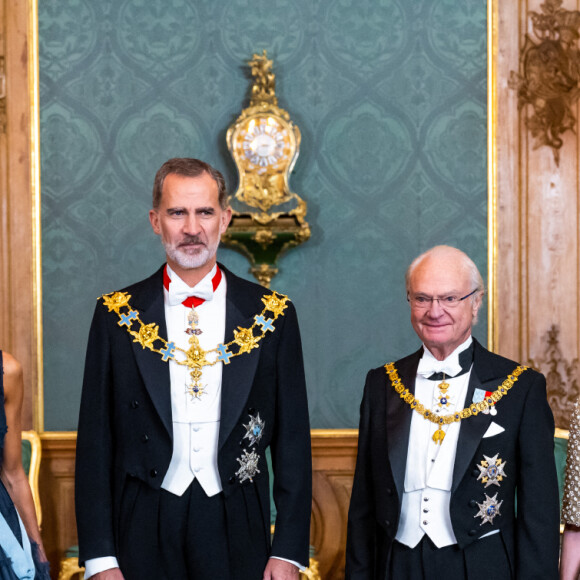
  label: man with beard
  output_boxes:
[75,158,311,580]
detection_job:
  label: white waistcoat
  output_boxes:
[161,265,226,497]
[395,340,472,548]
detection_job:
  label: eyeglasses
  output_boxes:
[407,288,479,309]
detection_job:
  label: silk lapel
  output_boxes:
[451,340,498,492]
[218,268,261,450]
[128,267,172,438]
[387,349,422,500]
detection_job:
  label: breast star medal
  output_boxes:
[243,413,265,446]
[475,493,503,525]
[477,453,507,488]
[235,449,261,483]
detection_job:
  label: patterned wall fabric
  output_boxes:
[39,0,487,430]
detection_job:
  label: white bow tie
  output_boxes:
[166,275,215,307]
[416,354,462,378]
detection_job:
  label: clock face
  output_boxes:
[240,116,290,168]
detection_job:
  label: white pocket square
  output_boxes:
[483,421,505,438]
[479,529,500,540]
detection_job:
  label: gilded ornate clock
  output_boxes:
[222,51,310,287]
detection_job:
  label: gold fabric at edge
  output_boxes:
[563,398,580,526]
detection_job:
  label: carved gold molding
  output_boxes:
[528,325,579,429]
[508,0,580,166]
[40,430,359,442]
[57,558,84,580]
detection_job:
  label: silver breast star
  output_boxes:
[235,450,261,483]
[475,493,503,525]
[477,453,507,488]
[243,412,265,446]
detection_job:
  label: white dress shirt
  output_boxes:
[395,336,473,548]
[161,263,225,497]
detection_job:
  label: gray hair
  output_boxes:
[152,158,228,210]
[405,245,485,304]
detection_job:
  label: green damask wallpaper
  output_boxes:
[39,0,487,430]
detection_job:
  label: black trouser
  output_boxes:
[117,478,230,580]
[390,533,512,580]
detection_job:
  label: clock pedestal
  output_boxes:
[222,51,310,288]
[222,214,310,287]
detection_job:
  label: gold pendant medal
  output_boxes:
[184,334,211,400]
[433,426,446,444]
[432,374,449,444]
[185,308,205,398]
[437,374,451,408]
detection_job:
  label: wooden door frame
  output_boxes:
[0,0,42,430]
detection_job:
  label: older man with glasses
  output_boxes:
[346,245,560,580]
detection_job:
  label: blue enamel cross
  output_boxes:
[255,315,274,333]
[217,344,233,365]
[118,310,138,327]
[160,342,175,362]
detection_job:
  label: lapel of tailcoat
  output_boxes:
[386,348,422,501]
[451,339,501,493]
[218,266,261,450]
[122,264,268,448]
[127,266,173,438]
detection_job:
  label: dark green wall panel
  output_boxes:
[39,0,487,430]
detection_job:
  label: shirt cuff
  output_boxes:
[86,555,303,576]
[270,556,306,572]
[84,556,120,578]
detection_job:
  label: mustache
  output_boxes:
[178,235,205,246]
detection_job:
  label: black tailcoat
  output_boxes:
[345,339,560,580]
[75,265,312,578]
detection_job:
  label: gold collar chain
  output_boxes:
[101,290,289,398]
[385,362,528,444]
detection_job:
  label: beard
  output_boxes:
[162,234,219,270]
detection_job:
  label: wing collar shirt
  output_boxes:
[161,263,226,497]
[395,336,473,548]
